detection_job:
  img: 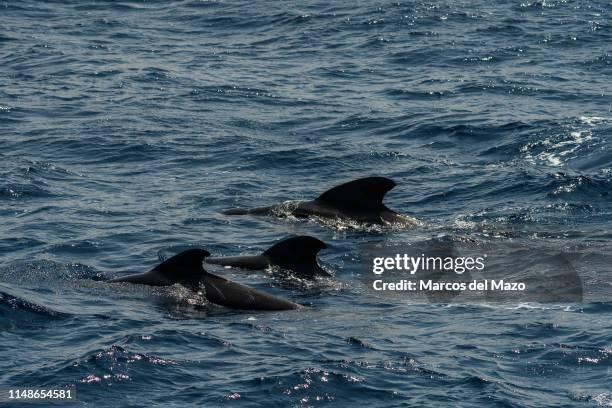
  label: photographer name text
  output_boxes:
[372,279,526,292]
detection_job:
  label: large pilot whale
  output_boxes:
[207,236,330,278]
[222,176,421,225]
[109,249,300,310]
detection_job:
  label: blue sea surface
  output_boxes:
[1,1,611,406]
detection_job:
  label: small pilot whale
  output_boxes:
[109,249,299,311]
[222,176,420,225]
[207,236,330,278]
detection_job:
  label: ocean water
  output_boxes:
[1,0,611,406]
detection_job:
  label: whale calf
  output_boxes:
[207,236,330,278]
[109,249,299,311]
[222,176,421,225]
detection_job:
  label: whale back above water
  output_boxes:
[222,176,420,225]
[109,249,299,311]
[207,236,330,278]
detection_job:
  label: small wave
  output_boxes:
[571,393,612,407]
[477,302,579,312]
[0,184,54,200]
[547,173,610,199]
[0,157,84,200]
[0,260,104,292]
[580,302,612,314]
[580,116,610,125]
[72,345,178,386]
[345,336,377,349]
[0,290,71,318]
[338,355,449,379]
[522,129,596,167]
[254,366,402,403]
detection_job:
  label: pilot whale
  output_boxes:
[207,236,330,278]
[222,176,421,225]
[109,249,299,311]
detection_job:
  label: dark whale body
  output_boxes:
[109,249,299,311]
[207,236,330,279]
[222,176,420,225]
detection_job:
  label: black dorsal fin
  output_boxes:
[152,248,210,287]
[263,236,329,277]
[314,176,396,213]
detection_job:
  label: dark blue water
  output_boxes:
[1,1,611,406]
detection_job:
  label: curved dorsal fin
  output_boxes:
[263,236,329,277]
[152,248,210,287]
[314,176,396,213]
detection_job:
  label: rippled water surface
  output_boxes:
[1,1,611,407]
